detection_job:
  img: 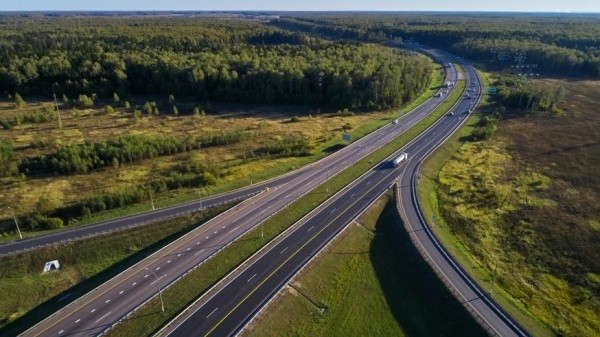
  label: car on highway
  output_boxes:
[392,119,399,124]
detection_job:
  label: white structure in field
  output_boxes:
[43,260,60,273]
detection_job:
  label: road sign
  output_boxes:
[342,133,351,142]
[487,87,497,94]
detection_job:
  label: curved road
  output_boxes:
[19,48,458,337]
[159,61,527,337]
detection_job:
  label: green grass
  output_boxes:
[105,63,462,336]
[242,192,486,337]
[0,204,233,336]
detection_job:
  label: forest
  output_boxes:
[272,13,600,78]
[0,16,432,110]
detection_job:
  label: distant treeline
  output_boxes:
[0,17,432,110]
[271,14,600,78]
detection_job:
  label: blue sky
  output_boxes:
[1,0,598,12]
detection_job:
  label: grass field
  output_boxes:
[242,192,485,337]
[0,204,232,334]
[417,74,600,337]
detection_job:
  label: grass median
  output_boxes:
[106,66,464,336]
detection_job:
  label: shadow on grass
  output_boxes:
[369,196,487,336]
[322,143,346,154]
[0,204,232,337]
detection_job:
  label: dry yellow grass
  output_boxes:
[0,100,390,218]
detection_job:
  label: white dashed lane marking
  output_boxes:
[207,307,219,318]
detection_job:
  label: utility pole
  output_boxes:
[145,268,164,312]
[53,92,62,128]
[259,206,264,239]
[490,257,498,296]
[149,188,155,210]
[8,207,23,240]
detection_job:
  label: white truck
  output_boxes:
[392,152,408,167]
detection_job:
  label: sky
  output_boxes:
[0,0,598,13]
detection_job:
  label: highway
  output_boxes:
[0,48,452,258]
[158,61,527,337]
[20,48,458,337]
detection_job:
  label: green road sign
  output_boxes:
[487,87,497,94]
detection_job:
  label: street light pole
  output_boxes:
[259,206,264,239]
[490,257,498,297]
[145,267,164,312]
[8,207,23,240]
[149,188,155,210]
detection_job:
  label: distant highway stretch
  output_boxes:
[20,48,458,337]
[0,48,453,258]
[159,60,527,337]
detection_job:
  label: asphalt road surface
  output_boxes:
[21,48,458,337]
[1,47,454,258]
[159,62,527,337]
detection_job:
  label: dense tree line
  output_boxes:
[272,14,600,78]
[0,16,432,110]
[19,132,243,175]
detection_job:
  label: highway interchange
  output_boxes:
[13,47,528,337]
[157,57,527,337]
[21,48,461,337]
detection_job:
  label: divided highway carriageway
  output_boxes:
[21,47,457,337]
